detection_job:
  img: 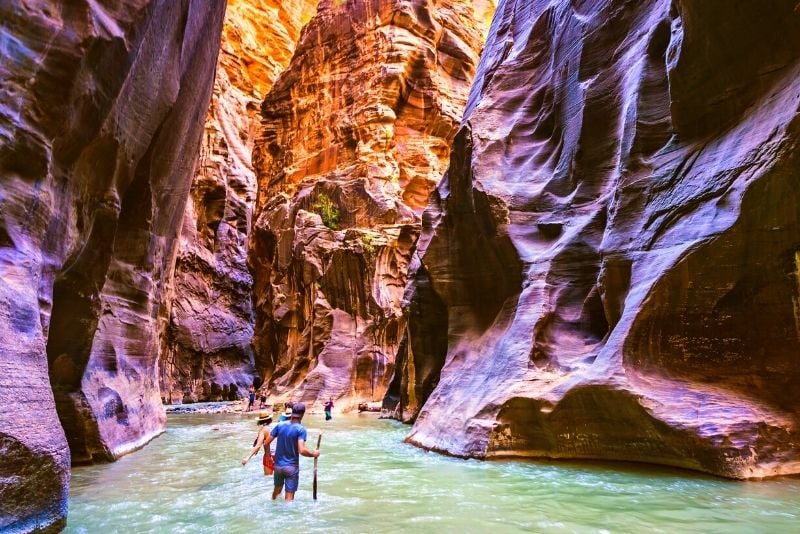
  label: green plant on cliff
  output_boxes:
[312,193,340,230]
[361,233,380,257]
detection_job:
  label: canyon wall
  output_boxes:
[393,0,800,479]
[250,0,494,408]
[0,0,225,530]
[159,0,318,404]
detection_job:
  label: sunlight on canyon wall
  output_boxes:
[160,0,319,404]
[249,0,495,408]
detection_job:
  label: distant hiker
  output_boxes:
[243,411,275,475]
[324,398,334,421]
[259,389,267,409]
[242,403,319,501]
[247,386,256,412]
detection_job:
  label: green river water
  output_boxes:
[66,413,800,533]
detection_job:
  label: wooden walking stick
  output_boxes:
[313,432,322,500]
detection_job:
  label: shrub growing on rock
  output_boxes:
[312,193,340,230]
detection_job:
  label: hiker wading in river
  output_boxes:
[242,402,320,501]
[247,412,275,476]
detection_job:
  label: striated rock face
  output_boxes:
[251,0,493,407]
[395,0,800,479]
[160,0,318,404]
[0,0,225,529]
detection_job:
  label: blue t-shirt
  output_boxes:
[270,421,308,467]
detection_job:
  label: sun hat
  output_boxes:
[256,411,272,425]
[284,407,292,416]
[291,402,306,417]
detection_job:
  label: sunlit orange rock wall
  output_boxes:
[0,1,225,530]
[251,0,493,408]
[160,0,319,404]
[393,0,800,479]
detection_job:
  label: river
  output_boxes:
[66,413,800,533]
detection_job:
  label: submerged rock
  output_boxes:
[250,0,493,408]
[0,0,225,529]
[395,0,800,479]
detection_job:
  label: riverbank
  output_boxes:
[65,413,800,533]
[165,401,246,414]
[164,400,385,416]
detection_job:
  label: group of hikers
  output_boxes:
[241,396,335,500]
[246,385,268,412]
[246,385,334,418]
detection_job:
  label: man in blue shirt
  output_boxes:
[242,402,319,501]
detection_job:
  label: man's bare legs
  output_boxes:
[272,485,295,501]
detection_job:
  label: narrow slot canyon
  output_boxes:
[1,0,800,532]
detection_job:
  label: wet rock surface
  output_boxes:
[250,0,492,409]
[0,0,225,529]
[397,0,800,479]
[159,0,318,405]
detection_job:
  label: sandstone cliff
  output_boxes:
[160,0,318,404]
[251,0,493,408]
[392,0,800,479]
[0,0,225,530]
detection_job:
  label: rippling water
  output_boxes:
[67,413,800,533]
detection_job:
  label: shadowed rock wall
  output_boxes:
[395,0,800,479]
[160,0,319,405]
[0,0,225,529]
[251,0,494,408]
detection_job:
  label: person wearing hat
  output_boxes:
[278,406,292,422]
[242,402,319,501]
[243,411,275,475]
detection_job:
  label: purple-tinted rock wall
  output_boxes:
[0,1,225,530]
[393,0,800,479]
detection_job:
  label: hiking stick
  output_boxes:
[313,432,322,500]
